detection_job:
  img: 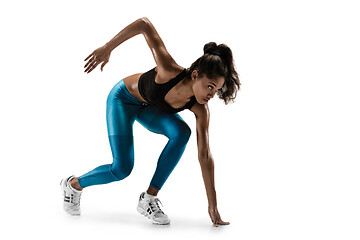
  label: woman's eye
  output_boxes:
[208,85,214,90]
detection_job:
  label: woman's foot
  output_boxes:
[137,192,170,225]
[60,175,82,216]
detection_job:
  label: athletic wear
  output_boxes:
[137,192,170,225]
[78,79,191,190]
[60,175,82,216]
[138,68,198,113]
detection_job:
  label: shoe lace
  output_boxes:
[149,198,164,214]
[69,192,82,208]
[72,193,81,204]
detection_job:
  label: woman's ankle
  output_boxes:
[70,177,83,191]
[146,186,159,196]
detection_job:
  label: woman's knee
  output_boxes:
[170,121,191,141]
[110,158,134,180]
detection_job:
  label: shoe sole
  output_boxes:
[136,205,170,225]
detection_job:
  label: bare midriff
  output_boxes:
[122,73,150,104]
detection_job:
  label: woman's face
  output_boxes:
[191,70,225,104]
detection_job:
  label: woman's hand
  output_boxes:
[84,45,111,73]
[208,207,230,227]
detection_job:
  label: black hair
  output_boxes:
[187,42,241,104]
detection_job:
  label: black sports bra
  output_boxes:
[138,68,198,113]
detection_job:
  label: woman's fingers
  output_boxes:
[84,60,94,73]
[84,61,97,73]
[209,209,229,227]
[219,220,230,225]
[84,52,94,61]
[84,55,107,73]
[84,56,94,68]
[85,61,100,73]
[213,220,229,227]
[84,46,111,73]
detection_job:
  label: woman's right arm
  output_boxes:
[84,17,178,74]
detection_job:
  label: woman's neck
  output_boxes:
[176,77,194,100]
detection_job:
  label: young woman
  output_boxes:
[61,17,240,227]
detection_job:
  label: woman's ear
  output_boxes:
[191,69,198,81]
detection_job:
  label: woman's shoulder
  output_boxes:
[190,102,209,118]
[154,64,186,84]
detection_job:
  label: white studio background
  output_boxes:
[0,0,359,239]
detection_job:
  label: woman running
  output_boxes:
[60,17,240,227]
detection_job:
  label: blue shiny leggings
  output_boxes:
[78,79,191,190]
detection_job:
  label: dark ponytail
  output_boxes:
[188,42,241,104]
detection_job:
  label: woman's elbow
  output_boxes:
[140,17,151,28]
[140,17,150,23]
[137,17,152,34]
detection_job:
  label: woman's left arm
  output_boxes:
[190,103,230,227]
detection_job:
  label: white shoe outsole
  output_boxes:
[136,205,170,225]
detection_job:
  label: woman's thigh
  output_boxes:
[135,105,191,139]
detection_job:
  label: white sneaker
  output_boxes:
[137,192,171,225]
[60,175,82,216]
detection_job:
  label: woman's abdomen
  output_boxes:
[123,73,150,104]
